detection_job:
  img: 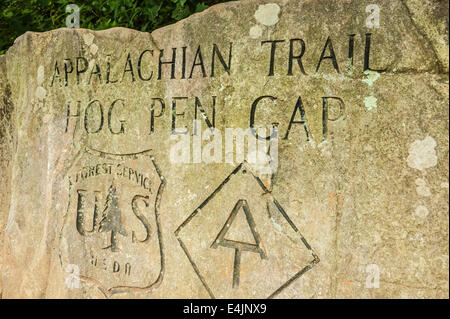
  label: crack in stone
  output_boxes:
[400,0,445,73]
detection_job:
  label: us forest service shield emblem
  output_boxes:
[60,147,165,295]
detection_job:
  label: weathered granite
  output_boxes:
[0,0,448,298]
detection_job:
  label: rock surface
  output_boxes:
[0,0,448,298]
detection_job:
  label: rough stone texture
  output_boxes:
[403,0,449,73]
[0,0,448,298]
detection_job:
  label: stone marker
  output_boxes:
[0,0,448,298]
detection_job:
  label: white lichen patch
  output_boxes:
[415,178,431,197]
[318,140,331,157]
[254,3,281,26]
[249,25,263,38]
[414,205,429,220]
[407,136,438,171]
[88,59,96,69]
[187,190,197,201]
[89,43,98,55]
[35,86,46,99]
[37,65,45,86]
[362,70,380,87]
[82,33,98,56]
[83,33,95,46]
[364,95,377,110]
